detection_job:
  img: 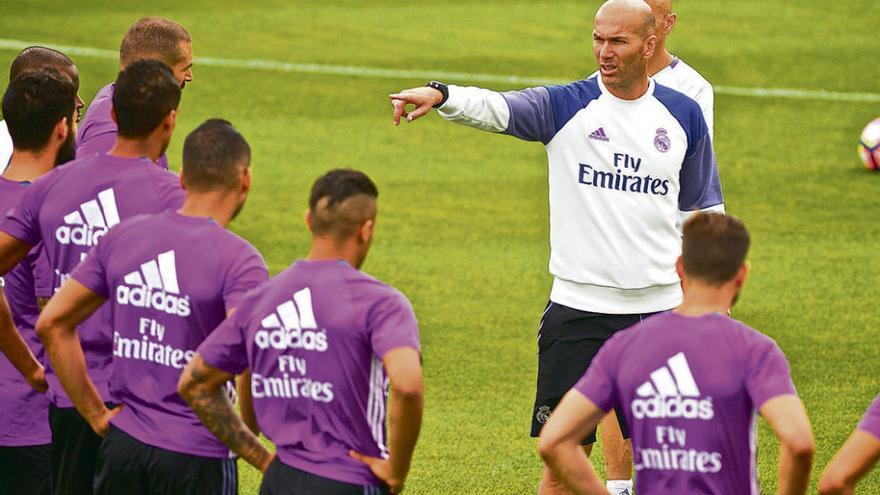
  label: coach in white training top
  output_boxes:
[389,1,723,494]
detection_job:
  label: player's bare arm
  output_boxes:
[759,395,815,495]
[0,232,45,390]
[0,289,46,392]
[36,279,121,435]
[537,391,608,495]
[350,347,424,494]
[237,369,260,435]
[818,430,880,494]
[178,354,275,472]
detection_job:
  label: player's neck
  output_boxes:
[307,237,361,270]
[109,137,164,163]
[604,73,651,100]
[675,281,736,317]
[2,149,55,182]
[648,48,675,77]
[178,191,238,228]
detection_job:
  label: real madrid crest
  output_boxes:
[654,128,670,153]
[536,405,552,424]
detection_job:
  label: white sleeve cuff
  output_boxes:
[437,85,510,132]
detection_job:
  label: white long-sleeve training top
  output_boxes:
[437,75,724,314]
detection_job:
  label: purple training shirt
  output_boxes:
[71,211,268,457]
[858,393,880,440]
[574,311,796,495]
[0,177,52,446]
[76,84,170,170]
[0,153,185,407]
[197,259,420,486]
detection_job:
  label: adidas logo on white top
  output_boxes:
[254,288,328,352]
[55,188,120,246]
[116,250,192,317]
[631,352,714,421]
[588,127,610,142]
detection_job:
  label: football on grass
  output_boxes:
[859,118,880,171]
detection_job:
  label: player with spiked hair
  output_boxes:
[538,213,815,494]
[180,169,424,495]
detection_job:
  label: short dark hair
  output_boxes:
[113,59,181,138]
[120,17,191,68]
[309,169,379,240]
[2,68,76,151]
[9,46,74,82]
[182,119,251,192]
[681,213,751,285]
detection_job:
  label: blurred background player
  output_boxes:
[0,46,85,170]
[77,16,193,170]
[0,59,185,495]
[819,393,880,494]
[179,169,424,495]
[388,0,723,492]
[0,68,78,495]
[538,213,814,495]
[37,119,267,495]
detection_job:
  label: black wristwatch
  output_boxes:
[426,81,449,108]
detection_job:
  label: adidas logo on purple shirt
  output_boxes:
[588,127,610,142]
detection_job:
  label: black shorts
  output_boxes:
[0,443,52,494]
[49,404,107,495]
[94,425,237,495]
[259,459,390,495]
[531,301,655,444]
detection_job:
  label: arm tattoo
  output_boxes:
[186,361,273,470]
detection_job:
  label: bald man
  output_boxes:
[388,1,723,493]
[0,46,85,170]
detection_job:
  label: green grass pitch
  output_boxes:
[2,1,879,493]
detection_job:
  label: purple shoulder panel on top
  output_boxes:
[501,87,555,144]
[678,134,724,211]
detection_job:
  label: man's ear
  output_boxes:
[166,109,178,131]
[666,13,677,35]
[675,256,685,280]
[241,166,252,194]
[179,173,188,192]
[54,116,69,143]
[110,106,118,124]
[644,34,658,60]
[359,219,375,245]
[304,209,313,231]
[735,261,751,288]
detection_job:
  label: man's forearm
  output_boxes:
[0,290,43,387]
[543,443,607,495]
[43,325,105,420]
[387,389,424,483]
[778,442,814,495]
[187,383,273,470]
[237,370,260,435]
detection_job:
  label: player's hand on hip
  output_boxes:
[89,404,125,437]
[349,449,405,493]
[389,87,443,126]
[26,365,48,393]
